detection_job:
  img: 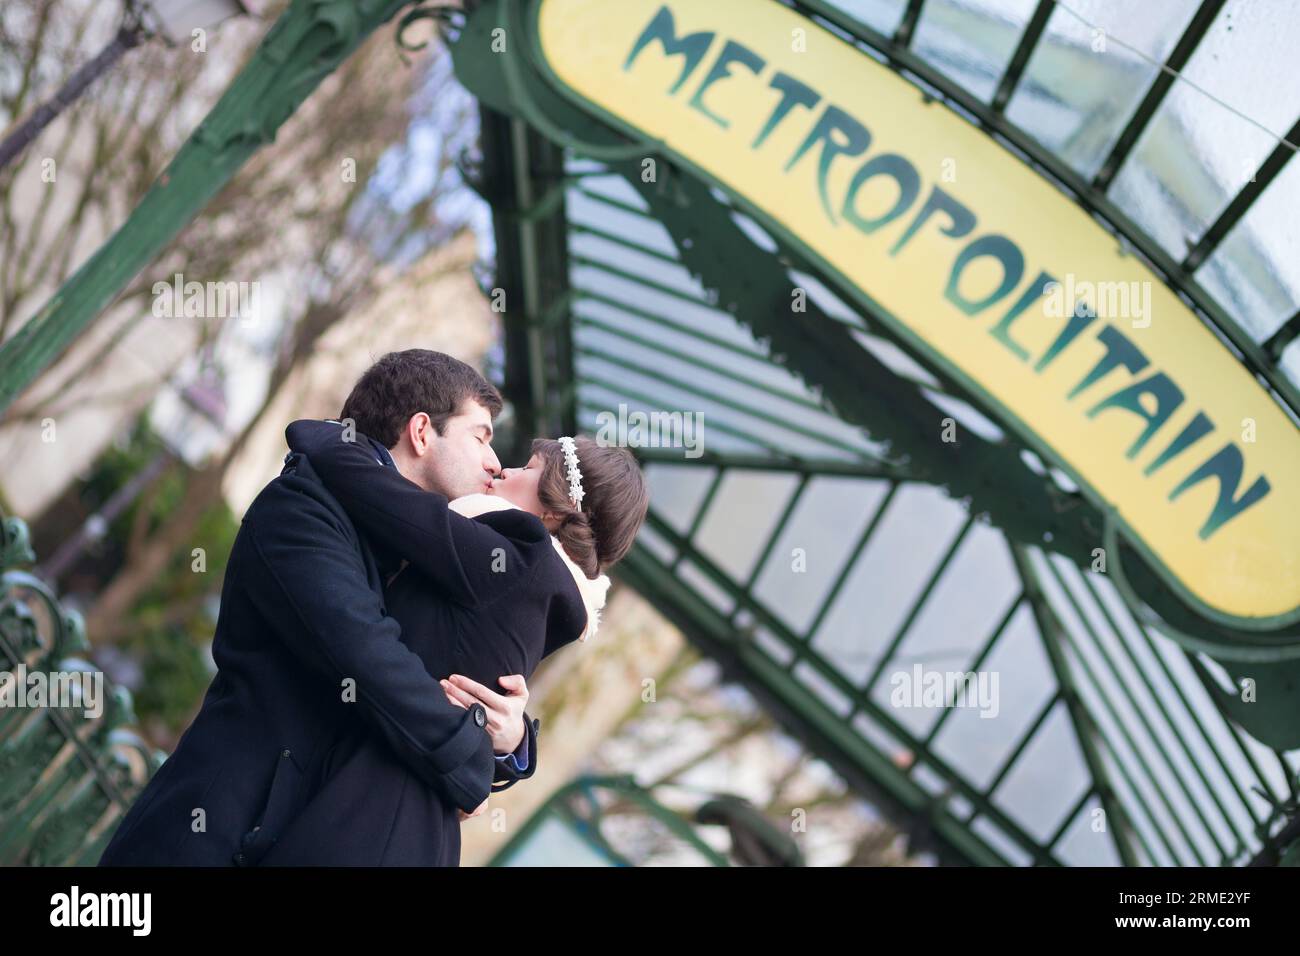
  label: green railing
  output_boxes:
[0,514,163,866]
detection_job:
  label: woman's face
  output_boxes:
[487,452,546,519]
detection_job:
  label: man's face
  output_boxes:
[417,400,501,499]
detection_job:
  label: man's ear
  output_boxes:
[406,412,434,456]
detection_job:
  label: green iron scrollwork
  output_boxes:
[0,513,164,865]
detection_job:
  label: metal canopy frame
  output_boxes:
[472,0,1300,866]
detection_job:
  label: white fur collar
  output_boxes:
[448,492,611,642]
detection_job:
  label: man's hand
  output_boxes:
[440,673,528,755]
[457,796,489,822]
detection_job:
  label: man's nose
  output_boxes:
[484,444,502,475]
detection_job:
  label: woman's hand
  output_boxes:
[457,797,489,822]
[440,673,529,755]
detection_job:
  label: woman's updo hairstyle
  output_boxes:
[531,435,649,579]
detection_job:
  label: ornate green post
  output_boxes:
[0,0,418,415]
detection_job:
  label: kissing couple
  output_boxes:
[98,349,649,866]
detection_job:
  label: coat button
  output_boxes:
[472,704,486,728]
[235,852,246,864]
[281,748,291,758]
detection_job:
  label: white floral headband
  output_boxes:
[558,436,585,511]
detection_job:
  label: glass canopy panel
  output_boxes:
[641,463,719,537]
[824,0,911,36]
[810,483,971,687]
[988,701,1092,845]
[910,0,1039,104]
[568,175,891,464]
[929,603,1058,790]
[1004,0,1201,179]
[866,519,1022,735]
[1283,341,1300,393]
[1195,156,1300,345]
[749,475,892,637]
[1106,0,1300,262]
[691,470,802,583]
[1054,796,1124,866]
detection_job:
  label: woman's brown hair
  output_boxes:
[531,435,649,579]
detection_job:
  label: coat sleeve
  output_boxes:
[492,712,540,792]
[241,476,496,814]
[285,419,554,608]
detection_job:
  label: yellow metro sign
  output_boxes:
[532,0,1300,627]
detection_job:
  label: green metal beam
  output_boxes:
[1092,0,1229,191]
[1010,544,1142,866]
[479,107,578,459]
[1040,556,1229,863]
[1183,115,1300,272]
[990,0,1053,114]
[620,165,1106,571]
[1263,308,1300,361]
[629,447,906,479]
[893,0,926,48]
[1074,569,1253,857]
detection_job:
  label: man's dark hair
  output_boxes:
[340,350,503,448]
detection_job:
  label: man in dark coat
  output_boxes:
[98,350,537,866]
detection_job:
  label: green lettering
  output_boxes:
[624,5,715,94]
[689,40,766,129]
[785,105,871,224]
[1169,444,1270,539]
[842,153,919,234]
[1087,372,1185,459]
